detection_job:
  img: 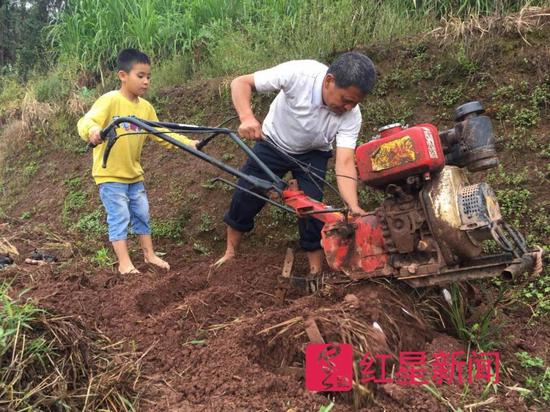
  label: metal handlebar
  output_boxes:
[92,116,287,195]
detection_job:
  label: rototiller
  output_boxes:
[94,101,541,286]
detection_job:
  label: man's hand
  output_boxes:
[88,126,103,146]
[349,205,367,216]
[238,116,263,139]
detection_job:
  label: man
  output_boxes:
[214,52,376,277]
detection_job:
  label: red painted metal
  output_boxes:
[356,123,444,188]
[321,215,389,274]
[282,186,389,275]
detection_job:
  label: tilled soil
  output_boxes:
[1,227,546,411]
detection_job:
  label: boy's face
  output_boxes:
[118,63,151,98]
[322,74,365,115]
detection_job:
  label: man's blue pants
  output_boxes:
[224,140,332,251]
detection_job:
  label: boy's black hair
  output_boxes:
[117,48,150,73]
[327,52,376,95]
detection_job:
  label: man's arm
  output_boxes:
[230,74,262,139]
[334,147,366,215]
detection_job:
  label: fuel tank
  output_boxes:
[356,123,445,188]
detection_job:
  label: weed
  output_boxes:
[91,247,115,267]
[199,213,214,232]
[151,216,188,240]
[496,188,531,226]
[531,84,549,109]
[430,86,464,107]
[515,352,550,403]
[22,161,38,178]
[520,268,550,318]
[359,187,386,210]
[20,211,32,220]
[34,72,70,103]
[73,209,106,237]
[492,84,515,99]
[193,241,210,255]
[62,190,87,221]
[222,153,234,161]
[442,284,502,351]
[318,402,335,412]
[513,108,539,128]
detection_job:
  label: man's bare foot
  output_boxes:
[145,254,170,271]
[211,251,235,269]
[119,265,140,275]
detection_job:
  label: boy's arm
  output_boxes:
[147,107,199,149]
[77,94,111,144]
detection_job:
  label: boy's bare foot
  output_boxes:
[119,265,140,275]
[145,255,170,271]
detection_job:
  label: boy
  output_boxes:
[78,48,197,274]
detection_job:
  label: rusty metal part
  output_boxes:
[401,252,536,287]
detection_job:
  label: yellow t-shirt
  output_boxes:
[77,90,193,184]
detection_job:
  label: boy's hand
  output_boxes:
[88,126,103,146]
[188,139,200,149]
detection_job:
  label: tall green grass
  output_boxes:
[48,0,549,80]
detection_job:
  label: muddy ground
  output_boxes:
[0,218,548,411]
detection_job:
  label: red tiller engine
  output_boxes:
[285,101,540,286]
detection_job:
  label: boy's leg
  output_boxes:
[291,150,332,275]
[215,140,289,267]
[128,182,169,271]
[99,183,137,274]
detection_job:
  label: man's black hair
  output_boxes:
[117,48,150,72]
[327,52,376,94]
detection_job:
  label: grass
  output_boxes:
[0,284,141,410]
[45,0,548,83]
[441,284,502,351]
[515,351,550,404]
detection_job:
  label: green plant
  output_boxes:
[520,268,550,318]
[199,213,214,232]
[318,402,335,412]
[151,214,189,239]
[513,108,539,128]
[496,188,531,226]
[34,72,70,103]
[20,211,32,220]
[442,284,501,351]
[515,352,550,404]
[91,247,115,267]
[62,190,87,221]
[73,209,106,237]
[22,161,38,178]
[193,241,210,255]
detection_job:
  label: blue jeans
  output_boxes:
[224,140,331,251]
[99,181,150,241]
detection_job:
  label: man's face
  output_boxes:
[119,63,151,97]
[322,74,365,115]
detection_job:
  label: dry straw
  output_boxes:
[430,6,550,43]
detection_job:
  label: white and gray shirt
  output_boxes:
[254,59,362,154]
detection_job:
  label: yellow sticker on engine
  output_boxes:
[371,136,416,171]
